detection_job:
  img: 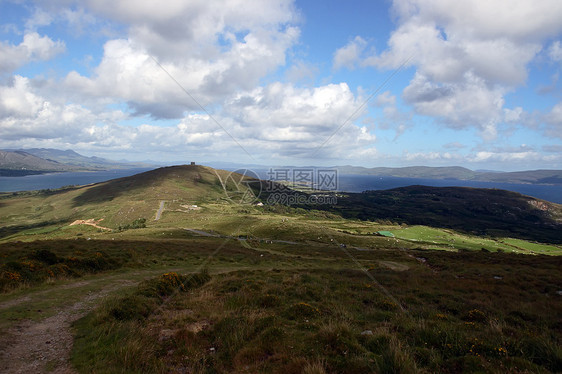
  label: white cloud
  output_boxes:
[471,150,541,162]
[443,142,465,149]
[222,82,376,159]
[543,144,562,153]
[25,8,54,31]
[549,41,562,62]
[64,26,298,119]
[57,0,300,119]
[373,91,412,139]
[465,144,562,166]
[227,82,360,128]
[504,107,524,123]
[82,0,298,58]
[0,76,376,162]
[402,72,504,139]
[399,147,561,169]
[2,0,559,168]
[359,0,562,141]
[21,32,65,60]
[403,151,460,162]
[544,102,562,139]
[374,91,396,106]
[0,75,125,142]
[0,32,65,74]
[333,36,367,70]
[0,76,45,118]
[285,60,318,83]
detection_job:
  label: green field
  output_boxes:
[392,226,562,254]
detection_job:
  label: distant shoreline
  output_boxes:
[0,169,57,177]
[1,168,561,204]
[0,167,156,193]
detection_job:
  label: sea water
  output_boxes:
[1,168,560,204]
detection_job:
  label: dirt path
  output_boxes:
[0,297,92,373]
[0,282,131,374]
[184,228,222,237]
[69,219,111,231]
[0,281,92,312]
[155,200,166,220]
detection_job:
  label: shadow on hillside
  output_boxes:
[0,219,69,239]
[301,186,562,244]
[71,165,210,207]
[72,175,148,207]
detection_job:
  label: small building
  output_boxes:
[190,162,196,165]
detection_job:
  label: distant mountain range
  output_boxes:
[1,148,561,185]
[2,164,559,243]
[334,165,562,185]
[0,148,153,176]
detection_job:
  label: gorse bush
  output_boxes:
[30,249,60,264]
[0,248,120,292]
[117,218,147,231]
[72,271,211,372]
[106,271,211,322]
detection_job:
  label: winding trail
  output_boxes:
[155,200,166,221]
[0,271,153,373]
[184,228,221,237]
[0,285,121,374]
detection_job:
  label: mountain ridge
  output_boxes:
[0,150,73,176]
[334,165,562,185]
[1,147,561,185]
[1,164,561,244]
[0,148,154,176]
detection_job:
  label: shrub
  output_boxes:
[31,249,59,265]
[105,271,211,321]
[379,299,399,311]
[118,218,147,231]
[375,337,418,373]
[283,302,321,320]
[464,309,487,323]
[109,294,156,321]
[519,335,562,371]
[0,246,125,292]
[315,322,363,357]
[257,293,280,308]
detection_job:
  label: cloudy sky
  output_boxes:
[1,0,561,170]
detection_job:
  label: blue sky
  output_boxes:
[0,0,561,171]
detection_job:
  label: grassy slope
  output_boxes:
[0,165,243,236]
[0,234,560,373]
[68,242,561,374]
[0,165,561,373]
[307,185,562,244]
[1,165,561,255]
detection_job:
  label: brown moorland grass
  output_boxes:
[70,246,562,373]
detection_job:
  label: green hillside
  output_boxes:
[0,164,255,235]
[299,185,562,244]
[0,150,73,175]
[0,165,561,373]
